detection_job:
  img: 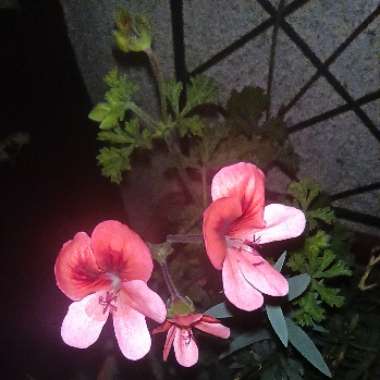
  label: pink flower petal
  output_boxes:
[203,197,243,270]
[91,220,153,282]
[211,162,265,227]
[152,320,171,335]
[61,292,109,348]
[163,325,176,361]
[112,299,151,360]
[120,280,167,323]
[55,232,108,301]
[254,204,306,244]
[236,249,289,296]
[195,321,230,339]
[173,328,199,367]
[222,248,264,311]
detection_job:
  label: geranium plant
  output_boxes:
[54,8,380,380]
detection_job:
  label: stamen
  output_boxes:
[181,329,193,345]
[226,236,255,254]
[99,291,118,314]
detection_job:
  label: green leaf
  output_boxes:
[97,146,133,183]
[274,251,287,271]
[205,302,233,319]
[265,305,288,347]
[99,111,123,130]
[293,292,325,326]
[183,75,217,115]
[286,317,332,377]
[164,79,183,115]
[288,274,311,301]
[88,103,110,122]
[314,261,352,279]
[288,179,321,211]
[226,86,269,131]
[313,282,345,307]
[220,329,271,359]
[307,207,335,230]
[177,115,205,137]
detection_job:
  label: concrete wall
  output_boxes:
[61,0,380,235]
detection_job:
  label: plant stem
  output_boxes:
[160,261,181,300]
[166,233,203,244]
[358,252,380,291]
[128,102,159,130]
[145,47,168,122]
[144,48,201,206]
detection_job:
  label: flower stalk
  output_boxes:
[145,47,168,122]
[166,233,203,244]
[160,261,181,301]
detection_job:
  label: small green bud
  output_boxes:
[114,8,152,53]
[167,296,195,318]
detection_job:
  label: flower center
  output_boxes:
[98,290,118,314]
[226,236,256,253]
[181,329,193,345]
[106,272,122,290]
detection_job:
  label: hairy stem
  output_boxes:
[160,261,181,300]
[145,47,168,122]
[128,102,158,130]
[167,233,203,244]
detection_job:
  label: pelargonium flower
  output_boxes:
[203,162,306,311]
[153,313,230,367]
[55,220,166,360]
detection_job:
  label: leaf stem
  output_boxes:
[127,102,159,130]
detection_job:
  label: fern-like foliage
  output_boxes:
[288,230,352,326]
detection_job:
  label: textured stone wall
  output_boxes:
[61,0,380,235]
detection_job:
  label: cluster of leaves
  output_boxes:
[287,230,352,326]
[89,68,218,183]
[286,179,352,326]
[288,179,335,231]
[181,86,298,178]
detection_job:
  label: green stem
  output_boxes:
[128,102,159,130]
[145,47,168,122]
[167,234,203,244]
[144,49,200,205]
[160,261,181,300]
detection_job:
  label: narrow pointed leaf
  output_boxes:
[288,274,311,301]
[265,305,288,347]
[205,302,233,319]
[286,317,332,377]
[274,251,287,271]
[220,329,271,359]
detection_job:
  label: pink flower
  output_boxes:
[153,313,230,367]
[55,220,167,360]
[203,162,306,311]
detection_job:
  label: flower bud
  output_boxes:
[114,8,152,53]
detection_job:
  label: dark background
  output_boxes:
[1,1,130,378]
